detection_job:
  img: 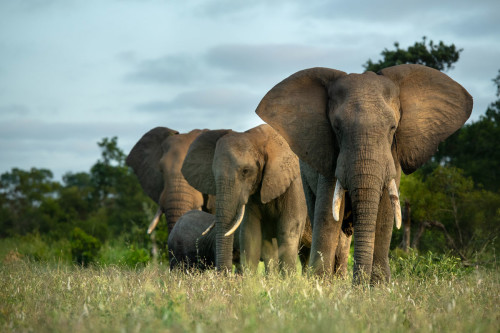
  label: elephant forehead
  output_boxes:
[332,73,399,101]
[215,135,259,163]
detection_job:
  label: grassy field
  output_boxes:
[1,252,498,333]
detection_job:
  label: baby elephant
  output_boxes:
[168,210,240,270]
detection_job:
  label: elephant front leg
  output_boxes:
[333,232,352,277]
[239,210,262,271]
[309,176,343,275]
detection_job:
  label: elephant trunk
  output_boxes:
[215,184,240,271]
[338,156,385,284]
[350,186,382,283]
[163,177,202,233]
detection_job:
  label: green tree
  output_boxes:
[363,36,462,72]
[0,168,61,236]
[397,166,500,262]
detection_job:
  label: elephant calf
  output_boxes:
[168,210,240,270]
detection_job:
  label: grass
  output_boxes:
[0,253,498,333]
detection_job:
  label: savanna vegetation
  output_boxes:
[1,38,499,332]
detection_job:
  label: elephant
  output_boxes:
[126,127,214,235]
[181,124,308,273]
[256,64,472,284]
[300,160,352,277]
[167,210,240,270]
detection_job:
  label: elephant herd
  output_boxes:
[126,64,472,284]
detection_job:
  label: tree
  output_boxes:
[363,36,462,72]
[396,166,500,262]
[0,168,61,236]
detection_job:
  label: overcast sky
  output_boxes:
[1,0,499,180]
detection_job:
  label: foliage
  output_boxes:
[396,166,500,262]
[390,249,472,279]
[70,227,102,266]
[0,259,497,332]
[363,36,462,72]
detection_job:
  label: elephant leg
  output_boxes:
[371,188,393,284]
[240,210,262,271]
[309,175,342,275]
[261,235,278,273]
[333,232,352,277]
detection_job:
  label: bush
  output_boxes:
[70,227,101,266]
[390,248,472,279]
[123,245,151,268]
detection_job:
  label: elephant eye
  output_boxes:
[242,168,250,176]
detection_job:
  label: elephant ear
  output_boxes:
[254,124,300,204]
[256,67,347,178]
[126,127,179,203]
[181,129,232,195]
[381,64,473,174]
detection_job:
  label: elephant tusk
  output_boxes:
[201,221,215,236]
[147,208,163,234]
[388,179,402,229]
[225,205,246,237]
[332,179,345,222]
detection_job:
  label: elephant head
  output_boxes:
[181,124,300,271]
[126,127,212,233]
[256,64,472,283]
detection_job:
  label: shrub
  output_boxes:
[70,227,101,266]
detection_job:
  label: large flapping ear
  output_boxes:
[181,129,233,195]
[252,124,300,203]
[256,67,347,178]
[126,127,179,203]
[380,64,473,174]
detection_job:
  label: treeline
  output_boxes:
[0,138,157,265]
[1,38,498,266]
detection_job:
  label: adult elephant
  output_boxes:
[126,127,213,234]
[256,64,472,284]
[181,124,307,273]
[168,210,240,270]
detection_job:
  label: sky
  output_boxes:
[1,0,499,181]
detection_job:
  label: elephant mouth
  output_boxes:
[332,179,401,229]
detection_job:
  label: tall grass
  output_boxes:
[1,256,498,332]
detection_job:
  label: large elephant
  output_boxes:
[256,64,472,284]
[181,124,308,273]
[168,210,240,270]
[126,127,213,234]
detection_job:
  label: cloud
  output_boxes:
[124,54,201,85]
[204,43,338,83]
[0,104,31,116]
[136,87,259,113]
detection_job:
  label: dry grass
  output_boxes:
[0,257,498,332]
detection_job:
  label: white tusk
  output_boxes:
[388,179,402,229]
[147,208,163,234]
[201,221,215,236]
[225,205,246,237]
[332,179,345,222]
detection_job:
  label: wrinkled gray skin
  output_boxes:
[126,127,213,233]
[182,124,307,273]
[256,64,472,284]
[168,210,240,270]
[300,160,353,277]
